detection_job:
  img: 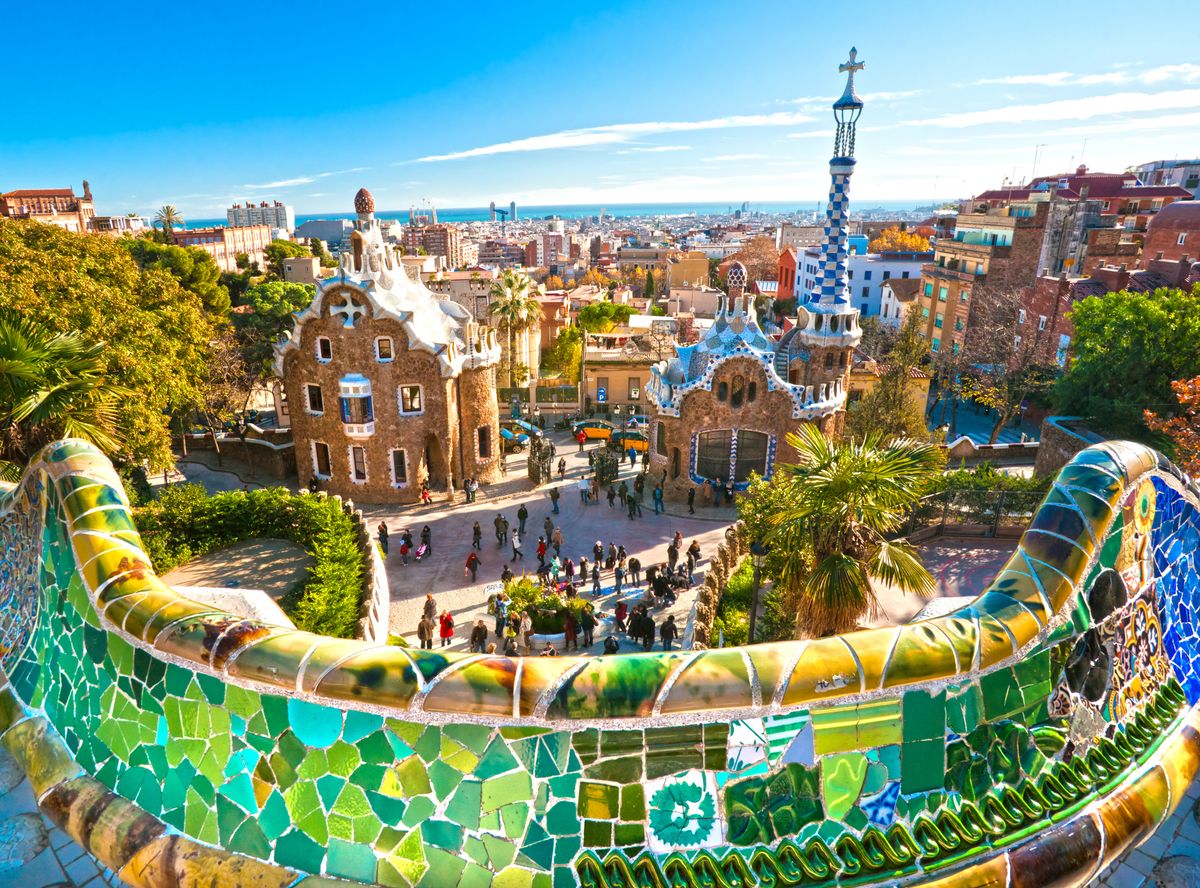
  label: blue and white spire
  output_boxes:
[811,48,866,309]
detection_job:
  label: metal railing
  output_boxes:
[899,488,1046,542]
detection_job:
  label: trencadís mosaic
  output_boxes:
[0,437,1199,887]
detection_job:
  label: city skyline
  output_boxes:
[6,0,1200,217]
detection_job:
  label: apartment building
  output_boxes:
[227,200,295,233]
[170,224,272,273]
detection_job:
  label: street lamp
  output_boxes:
[748,539,769,644]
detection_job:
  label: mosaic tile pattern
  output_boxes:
[0,438,1198,887]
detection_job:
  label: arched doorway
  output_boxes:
[425,434,449,489]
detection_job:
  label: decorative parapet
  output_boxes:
[0,437,1198,886]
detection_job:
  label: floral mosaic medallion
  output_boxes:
[644,770,723,853]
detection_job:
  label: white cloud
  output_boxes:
[412,112,813,162]
[616,145,692,154]
[787,129,834,140]
[241,167,368,190]
[705,153,767,161]
[977,63,1200,88]
[904,89,1200,128]
[783,89,923,107]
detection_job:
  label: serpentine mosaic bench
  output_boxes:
[0,438,1198,887]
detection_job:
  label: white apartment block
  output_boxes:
[227,200,295,233]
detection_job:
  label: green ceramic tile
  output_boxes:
[482,834,517,870]
[428,759,464,799]
[417,847,466,888]
[584,755,641,783]
[901,689,946,742]
[546,800,578,837]
[274,827,326,873]
[577,781,618,819]
[583,819,613,847]
[572,729,598,765]
[446,780,482,831]
[819,752,868,820]
[619,783,645,821]
[500,801,529,839]
[900,738,945,793]
[395,755,431,796]
[614,822,645,847]
[421,819,464,851]
[475,737,520,778]
[483,770,533,813]
[979,667,1024,720]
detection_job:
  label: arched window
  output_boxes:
[730,375,745,408]
[824,353,834,370]
[748,381,757,402]
[671,447,681,479]
[694,430,770,484]
[838,352,846,368]
[655,422,667,457]
[717,381,728,401]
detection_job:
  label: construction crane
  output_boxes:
[493,207,509,235]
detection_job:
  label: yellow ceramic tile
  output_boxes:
[881,623,959,689]
[781,638,862,706]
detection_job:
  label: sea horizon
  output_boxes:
[182,198,942,229]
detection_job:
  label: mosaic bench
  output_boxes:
[0,437,1197,887]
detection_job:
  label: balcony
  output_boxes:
[924,265,981,285]
[343,421,375,438]
[939,240,1011,260]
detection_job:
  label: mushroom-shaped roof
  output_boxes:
[354,188,375,214]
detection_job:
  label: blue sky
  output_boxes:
[6,0,1200,217]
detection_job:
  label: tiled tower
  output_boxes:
[776,49,866,431]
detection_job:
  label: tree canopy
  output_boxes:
[845,313,932,441]
[578,301,634,332]
[1055,285,1200,439]
[234,280,315,377]
[1146,376,1200,474]
[541,325,582,383]
[120,236,230,316]
[264,238,312,279]
[728,236,779,284]
[0,219,217,470]
[868,226,931,254]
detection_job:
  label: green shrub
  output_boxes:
[134,483,365,638]
[503,576,594,633]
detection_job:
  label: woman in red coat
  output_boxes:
[438,610,455,647]
[563,612,578,652]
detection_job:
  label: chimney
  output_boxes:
[1076,164,1088,175]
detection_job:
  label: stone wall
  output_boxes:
[1034,415,1106,477]
[179,430,296,478]
[282,293,502,504]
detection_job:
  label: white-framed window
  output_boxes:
[389,449,408,486]
[1014,334,1022,350]
[312,441,331,479]
[1180,233,1188,246]
[478,425,493,459]
[1017,308,1026,324]
[1038,315,1047,331]
[398,385,423,415]
[316,337,333,362]
[375,337,394,362]
[349,445,367,483]
[305,383,324,414]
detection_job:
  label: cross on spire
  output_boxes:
[838,47,864,101]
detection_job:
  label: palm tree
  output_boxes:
[0,314,131,481]
[154,205,184,238]
[766,424,942,638]
[488,269,542,387]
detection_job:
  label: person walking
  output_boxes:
[627,493,637,520]
[422,593,437,623]
[469,619,488,653]
[578,476,590,504]
[661,615,678,652]
[377,522,389,558]
[725,478,735,505]
[494,592,509,638]
[544,516,555,540]
[613,561,625,597]
[591,475,599,502]
[494,513,506,547]
[614,600,628,633]
[652,485,664,515]
[465,551,481,582]
[607,486,616,509]
[558,457,566,481]
[605,543,617,570]
[552,526,564,557]
[564,557,575,584]
[687,486,696,514]
[417,615,434,649]
[519,611,533,653]
[593,540,604,564]
[563,611,578,653]
[667,542,679,574]
[579,606,596,647]
[591,563,602,595]
[624,556,639,586]
[550,486,560,514]
[399,536,410,565]
[576,430,586,452]
[536,536,547,567]
[438,610,455,647]
[517,504,528,535]
[420,525,432,556]
[642,612,656,652]
[627,447,637,467]
[618,480,628,506]
[472,521,482,550]
[511,529,523,562]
